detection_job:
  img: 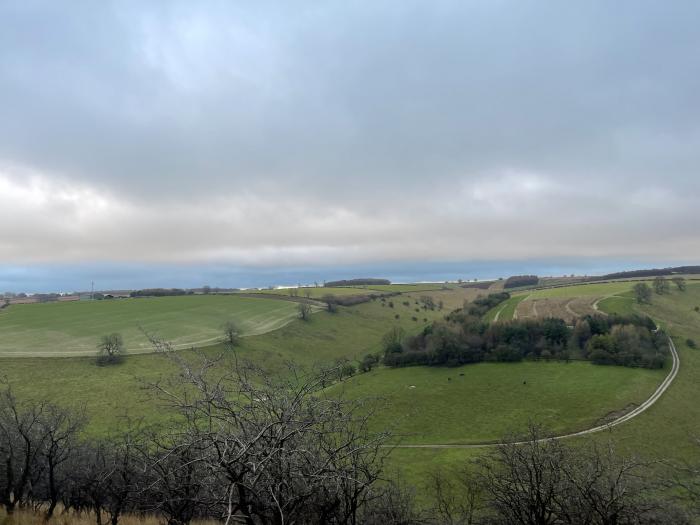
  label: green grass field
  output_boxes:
[598,282,700,460]
[484,293,527,322]
[1,277,697,495]
[383,281,700,486]
[0,298,447,434]
[0,295,304,357]
[337,361,664,445]
[527,281,644,299]
[597,293,637,316]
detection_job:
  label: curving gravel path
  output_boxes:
[390,336,680,449]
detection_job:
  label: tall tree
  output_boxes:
[298,301,312,320]
[672,276,687,291]
[634,282,653,304]
[653,276,670,295]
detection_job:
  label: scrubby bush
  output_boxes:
[359,353,379,373]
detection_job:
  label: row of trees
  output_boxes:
[130,289,192,298]
[324,278,390,287]
[3,380,699,525]
[634,277,687,304]
[597,266,700,280]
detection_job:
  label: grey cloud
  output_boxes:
[0,1,699,265]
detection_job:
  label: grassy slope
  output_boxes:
[385,281,700,487]
[235,299,446,374]
[338,361,663,445]
[597,293,637,316]
[0,299,447,435]
[527,281,644,299]
[598,283,700,461]
[2,278,695,491]
[484,293,527,322]
[0,295,301,357]
[403,287,484,311]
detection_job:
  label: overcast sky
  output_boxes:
[1,1,699,279]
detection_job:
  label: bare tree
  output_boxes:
[0,386,84,519]
[99,425,149,525]
[148,343,391,525]
[478,424,678,525]
[672,277,687,291]
[633,282,653,304]
[97,333,125,365]
[221,320,240,348]
[359,479,423,525]
[37,404,86,519]
[427,466,483,525]
[298,301,312,321]
[322,294,338,313]
[0,387,48,514]
[138,431,216,525]
[653,276,670,295]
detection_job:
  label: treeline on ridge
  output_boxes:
[130,288,193,297]
[594,265,700,280]
[324,278,390,287]
[384,293,667,369]
[503,275,539,288]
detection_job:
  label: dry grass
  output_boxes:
[0,508,219,525]
[404,287,483,311]
[515,296,600,323]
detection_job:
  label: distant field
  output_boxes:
[527,281,644,299]
[365,283,453,293]
[515,296,601,323]
[242,286,371,298]
[0,295,304,357]
[508,280,655,322]
[338,361,664,445]
[402,287,484,311]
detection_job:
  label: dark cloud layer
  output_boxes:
[1,0,699,266]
